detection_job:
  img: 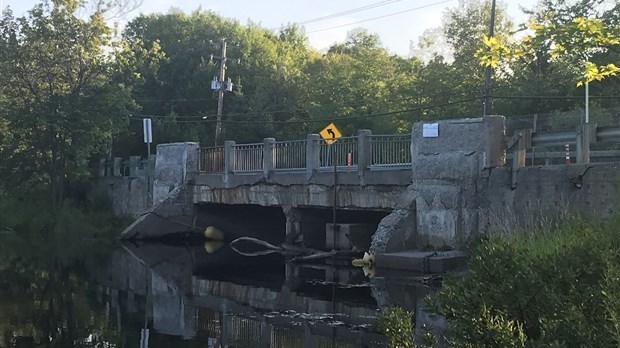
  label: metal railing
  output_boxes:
[99,156,153,177]
[370,134,411,167]
[508,150,620,165]
[199,146,224,173]
[233,143,263,172]
[319,136,358,169]
[274,139,306,171]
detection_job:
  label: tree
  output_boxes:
[475,0,620,123]
[0,0,136,207]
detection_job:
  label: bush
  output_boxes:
[431,214,620,347]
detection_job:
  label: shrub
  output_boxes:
[431,214,620,347]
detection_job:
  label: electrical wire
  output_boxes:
[306,0,455,34]
[129,96,482,125]
[296,0,406,25]
[130,92,620,121]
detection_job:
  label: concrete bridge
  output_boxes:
[115,116,620,267]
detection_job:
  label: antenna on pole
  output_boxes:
[210,39,239,146]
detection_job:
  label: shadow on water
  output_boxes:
[0,220,445,347]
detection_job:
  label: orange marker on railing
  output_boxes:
[347,152,352,172]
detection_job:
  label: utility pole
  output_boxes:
[210,39,238,146]
[482,0,497,116]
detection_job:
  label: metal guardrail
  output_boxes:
[507,124,620,188]
[508,150,620,165]
[274,139,306,171]
[199,146,224,173]
[319,136,358,169]
[233,143,263,172]
[370,134,411,167]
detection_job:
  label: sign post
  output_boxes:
[320,122,341,253]
[143,118,153,197]
[143,118,152,157]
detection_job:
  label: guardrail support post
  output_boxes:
[263,138,275,180]
[510,129,531,189]
[306,134,320,179]
[576,123,595,164]
[357,129,371,179]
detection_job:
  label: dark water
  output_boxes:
[0,231,442,347]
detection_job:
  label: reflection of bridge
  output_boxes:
[99,244,441,347]
[117,116,620,260]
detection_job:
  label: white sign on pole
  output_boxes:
[422,123,439,138]
[143,118,152,143]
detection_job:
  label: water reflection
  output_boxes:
[0,231,443,347]
[113,242,385,347]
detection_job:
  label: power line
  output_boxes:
[130,96,482,125]
[297,0,406,25]
[306,0,455,34]
[490,95,620,100]
[129,94,620,124]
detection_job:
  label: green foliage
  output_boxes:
[378,307,437,348]
[379,307,415,348]
[0,0,138,206]
[431,214,620,347]
[476,1,620,86]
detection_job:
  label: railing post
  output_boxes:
[306,134,320,179]
[113,157,122,176]
[263,138,275,180]
[98,158,106,177]
[129,156,140,177]
[197,147,202,172]
[224,140,236,175]
[357,129,371,177]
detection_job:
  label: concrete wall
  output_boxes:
[371,117,620,253]
[486,163,620,228]
[190,183,405,210]
[94,176,151,218]
[119,142,200,239]
[153,142,199,204]
[372,116,506,253]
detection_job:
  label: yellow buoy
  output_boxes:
[204,241,224,253]
[204,226,224,241]
[351,252,375,268]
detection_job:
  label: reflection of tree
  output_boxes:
[0,224,123,347]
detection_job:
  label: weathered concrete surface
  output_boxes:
[374,251,468,273]
[326,223,375,250]
[487,163,620,227]
[190,182,405,209]
[153,142,199,204]
[120,142,199,240]
[119,186,194,239]
[191,168,412,188]
[372,116,506,253]
[93,176,151,218]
